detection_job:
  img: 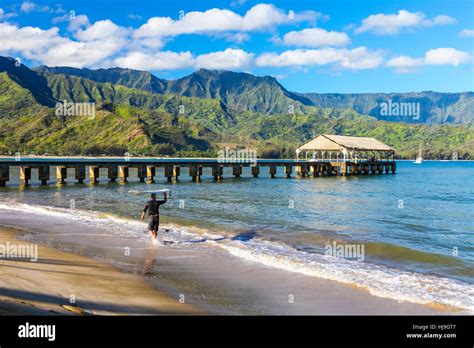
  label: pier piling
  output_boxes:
[189,165,202,182]
[89,166,100,183]
[38,166,50,185]
[212,165,223,181]
[75,165,86,184]
[137,165,147,183]
[251,165,260,178]
[269,165,277,178]
[56,166,67,184]
[108,166,118,182]
[164,166,173,182]
[20,166,31,185]
[118,166,129,182]
[0,165,9,187]
[147,166,156,183]
[233,164,242,178]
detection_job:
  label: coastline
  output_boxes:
[0,226,204,315]
[0,215,461,315]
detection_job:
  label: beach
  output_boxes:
[0,221,455,316]
[0,226,203,315]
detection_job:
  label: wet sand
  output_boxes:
[0,227,203,315]
[0,217,453,315]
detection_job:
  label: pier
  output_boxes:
[0,136,396,187]
[0,157,395,187]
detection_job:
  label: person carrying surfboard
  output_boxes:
[141,192,168,242]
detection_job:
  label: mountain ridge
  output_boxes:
[1,55,473,159]
[32,62,473,124]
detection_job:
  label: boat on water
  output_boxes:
[414,144,423,164]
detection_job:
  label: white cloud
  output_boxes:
[279,28,350,47]
[20,1,64,14]
[194,48,254,70]
[127,14,142,21]
[355,10,456,35]
[67,15,90,32]
[74,20,130,42]
[37,40,123,67]
[424,48,471,65]
[111,48,254,71]
[20,1,36,13]
[134,4,321,46]
[0,8,17,20]
[0,21,129,68]
[385,55,424,73]
[255,47,383,70]
[0,22,66,58]
[459,29,474,37]
[386,48,471,72]
[111,51,194,71]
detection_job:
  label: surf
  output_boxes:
[0,201,473,312]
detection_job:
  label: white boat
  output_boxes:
[414,144,423,164]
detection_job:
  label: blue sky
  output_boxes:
[0,0,472,93]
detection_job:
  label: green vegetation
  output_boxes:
[1,56,473,159]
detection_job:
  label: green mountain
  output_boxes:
[0,57,56,107]
[35,66,312,114]
[166,68,314,114]
[33,64,474,124]
[301,92,474,124]
[1,56,474,159]
[34,65,167,94]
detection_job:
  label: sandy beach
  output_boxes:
[0,215,456,315]
[0,227,203,315]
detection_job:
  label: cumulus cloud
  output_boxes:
[385,56,424,73]
[67,14,90,32]
[278,28,350,47]
[110,48,254,71]
[459,29,474,37]
[134,4,321,46]
[193,48,254,70]
[386,48,471,72]
[74,20,130,42]
[111,51,194,71]
[0,22,67,58]
[356,10,456,35]
[0,20,129,68]
[3,3,464,76]
[20,1,64,14]
[255,47,383,70]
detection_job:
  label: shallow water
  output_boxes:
[0,161,473,311]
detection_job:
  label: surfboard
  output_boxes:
[129,189,171,195]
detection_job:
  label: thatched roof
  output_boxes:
[296,134,394,152]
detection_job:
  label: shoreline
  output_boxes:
[0,217,463,315]
[0,226,204,315]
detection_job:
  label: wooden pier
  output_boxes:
[0,135,397,187]
[0,156,395,187]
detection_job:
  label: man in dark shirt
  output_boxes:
[141,192,168,242]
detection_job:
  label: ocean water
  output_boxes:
[0,161,473,311]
